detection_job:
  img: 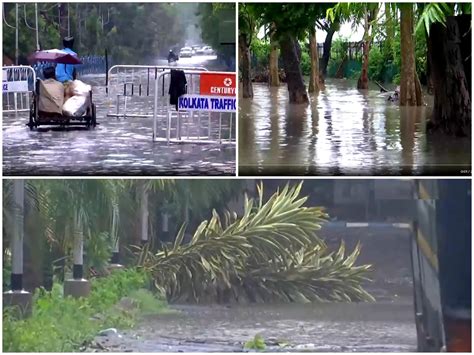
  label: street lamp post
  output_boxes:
[35,3,39,50]
[140,184,149,245]
[15,3,19,65]
[109,207,123,270]
[3,179,33,318]
[63,211,90,298]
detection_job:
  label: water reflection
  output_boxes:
[239,80,471,175]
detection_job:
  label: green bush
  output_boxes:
[251,38,270,71]
[300,51,311,76]
[368,46,385,82]
[3,268,165,352]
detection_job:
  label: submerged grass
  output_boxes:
[3,268,168,352]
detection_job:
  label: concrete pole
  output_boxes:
[162,211,169,242]
[140,184,149,245]
[64,211,90,298]
[3,179,32,318]
[15,4,18,65]
[109,207,123,270]
[72,212,84,279]
[35,3,39,50]
[11,180,24,288]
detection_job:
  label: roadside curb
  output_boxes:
[323,222,412,229]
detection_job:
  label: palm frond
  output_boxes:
[140,183,374,304]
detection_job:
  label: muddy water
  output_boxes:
[3,57,235,176]
[239,80,470,176]
[93,302,417,352]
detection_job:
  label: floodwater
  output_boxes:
[89,223,417,353]
[239,80,471,176]
[92,302,417,352]
[3,56,235,176]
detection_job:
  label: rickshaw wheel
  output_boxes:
[28,101,35,130]
[91,104,97,128]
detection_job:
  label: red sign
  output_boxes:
[200,73,236,96]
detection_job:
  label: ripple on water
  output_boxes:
[239,80,470,175]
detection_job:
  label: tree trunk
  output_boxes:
[279,34,309,104]
[357,8,370,90]
[239,33,253,98]
[308,28,320,93]
[269,27,280,87]
[428,16,471,136]
[400,5,423,106]
[425,29,434,94]
[320,24,336,78]
[384,3,395,62]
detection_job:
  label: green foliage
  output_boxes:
[249,4,335,40]
[244,334,267,351]
[250,38,271,70]
[127,288,169,316]
[198,3,235,62]
[2,3,186,64]
[140,183,374,304]
[368,46,385,82]
[329,37,350,62]
[415,3,452,34]
[300,51,311,76]
[3,268,163,352]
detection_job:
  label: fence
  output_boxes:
[106,65,236,145]
[2,65,36,114]
[106,65,208,119]
[152,70,236,145]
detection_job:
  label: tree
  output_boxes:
[428,15,470,136]
[238,4,255,98]
[400,4,423,105]
[327,3,380,90]
[358,4,379,89]
[416,3,471,135]
[308,26,320,93]
[316,19,340,79]
[2,3,186,65]
[268,23,280,86]
[198,3,236,68]
[249,3,322,104]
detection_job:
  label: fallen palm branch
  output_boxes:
[138,182,374,303]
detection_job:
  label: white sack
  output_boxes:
[62,95,89,117]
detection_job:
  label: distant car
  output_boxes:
[179,47,193,58]
[195,46,205,55]
[191,45,201,54]
[202,46,214,55]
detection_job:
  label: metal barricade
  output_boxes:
[152,70,236,145]
[106,65,208,119]
[2,65,36,114]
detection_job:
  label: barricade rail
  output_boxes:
[106,65,208,119]
[152,70,236,145]
[2,65,36,114]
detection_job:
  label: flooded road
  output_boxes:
[92,302,416,352]
[91,223,417,352]
[239,80,470,176]
[3,57,235,176]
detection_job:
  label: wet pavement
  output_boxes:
[239,80,471,176]
[3,57,235,176]
[91,302,416,352]
[89,223,417,352]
